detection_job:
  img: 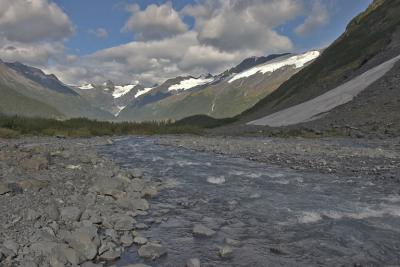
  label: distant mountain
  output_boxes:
[0,61,113,119]
[238,0,400,130]
[118,51,320,121]
[5,62,78,96]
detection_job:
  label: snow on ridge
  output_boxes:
[168,77,214,92]
[113,84,136,98]
[78,84,94,90]
[114,105,127,116]
[228,51,320,83]
[135,87,153,98]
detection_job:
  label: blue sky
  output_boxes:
[0,0,372,85]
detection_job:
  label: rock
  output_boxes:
[120,232,134,247]
[60,206,81,222]
[192,224,216,237]
[3,239,19,255]
[122,264,152,267]
[81,262,103,267]
[224,238,240,246]
[186,258,201,267]
[18,179,48,192]
[138,243,167,260]
[18,260,39,267]
[26,209,41,221]
[46,203,60,221]
[135,223,148,230]
[52,245,80,265]
[81,209,102,224]
[98,248,121,261]
[29,241,59,257]
[133,236,148,245]
[21,154,49,171]
[113,215,136,231]
[89,177,126,198]
[116,197,149,211]
[66,227,100,261]
[219,246,233,258]
[0,182,10,195]
[141,186,158,198]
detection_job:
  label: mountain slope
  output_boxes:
[0,61,113,120]
[118,51,319,121]
[239,0,400,123]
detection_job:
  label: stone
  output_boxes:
[219,246,233,258]
[18,261,39,267]
[46,203,60,221]
[192,224,216,237]
[98,248,121,261]
[29,241,59,257]
[113,215,136,231]
[133,236,148,245]
[0,182,10,195]
[224,238,240,246]
[81,209,102,224]
[3,239,19,255]
[66,226,100,261]
[138,243,167,260]
[60,206,81,222]
[18,179,48,192]
[122,264,152,267]
[27,209,41,221]
[21,155,49,171]
[81,262,104,267]
[116,197,149,211]
[141,186,158,198]
[135,223,148,230]
[186,258,201,267]
[120,232,134,247]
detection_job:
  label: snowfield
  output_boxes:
[168,77,214,91]
[135,87,153,98]
[248,55,400,127]
[229,51,320,83]
[78,84,94,90]
[113,84,136,98]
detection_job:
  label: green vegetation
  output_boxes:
[0,114,202,139]
[174,115,237,129]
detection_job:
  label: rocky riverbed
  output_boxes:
[0,137,161,267]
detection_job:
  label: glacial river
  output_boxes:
[99,137,400,267]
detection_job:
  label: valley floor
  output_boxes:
[1,135,400,266]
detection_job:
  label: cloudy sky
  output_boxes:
[0,0,372,86]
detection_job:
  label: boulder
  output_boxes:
[192,224,216,237]
[0,182,10,195]
[133,236,148,245]
[113,215,136,231]
[138,243,167,260]
[21,154,49,171]
[66,227,100,261]
[186,258,201,267]
[60,206,81,222]
[120,232,134,247]
[219,246,233,259]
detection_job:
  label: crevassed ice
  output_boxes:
[78,84,94,90]
[113,85,136,98]
[228,50,320,83]
[135,87,153,98]
[168,77,214,91]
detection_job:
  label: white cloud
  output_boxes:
[90,28,108,38]
[122,2,188,41]
[295,0,329,36]
[0,0,73,43]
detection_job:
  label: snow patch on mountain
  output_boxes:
[135,87,153,98]
[168,77,214,91]
[115,105,127,116]
[78,84,94,90]
[229,51,320,83]
[113,85,136,98]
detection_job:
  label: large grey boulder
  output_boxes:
[60,206,81,222]
[138,243,167,260]
[66,226,100,261]
[192,224,216,237]
[113,215,136,231]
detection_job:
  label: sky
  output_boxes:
[0,0,372,86]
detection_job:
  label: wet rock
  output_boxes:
[135,223,148,230]
[192,224,216,237]
[113,215,136,231]
[116,197,149,211]
[186,258,201,267]
[133,236,148,245]
[122,264,152,267]
[21,154,49,171]
[141,186,158,198]
[219,246,233,259]
[224,238,240,246]
[81,262,103,267]
[0,182,10,195]
[66,226,100,261]
[98,248,121,261]
[120,232,134,247]
[60,206,81,222]
[138,243,167,260]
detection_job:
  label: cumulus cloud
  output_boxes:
[295,0,329,36]
[122,2,188,41]
[182,0,302,52]
[89,28,108,38]
[0,0,73,43]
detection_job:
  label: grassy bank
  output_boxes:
[0,114,202,138]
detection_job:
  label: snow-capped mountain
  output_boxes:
[118,50,321,121]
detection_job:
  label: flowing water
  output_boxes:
[99,137,400,267]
